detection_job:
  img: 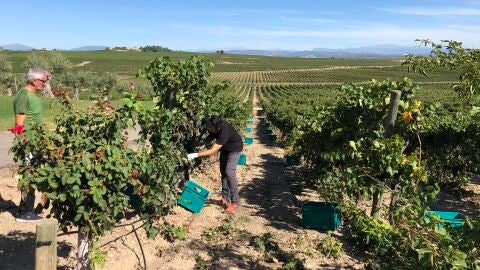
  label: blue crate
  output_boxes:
[178,180,209,214]
[238,153,247,165]
[244,137,253,144]
[285,155,300,166]
[302,202,342,231]
[244,128,252,133]
[425,211,464,228]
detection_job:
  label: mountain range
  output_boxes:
[220,44,431,58]
[0,44,107,51]
[0,43,35,51]
[0,43,431,57]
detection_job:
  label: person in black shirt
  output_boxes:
[187,116,243,213]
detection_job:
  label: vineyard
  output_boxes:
[0,40,479,269]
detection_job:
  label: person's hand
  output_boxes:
[195,144,206,151]
[8,125,25,135]
[187,153,199,161]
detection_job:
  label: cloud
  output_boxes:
[377,6,480,16]
[200,23,480,48]
[278,17,336,24]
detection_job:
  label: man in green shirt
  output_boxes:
[10,66,49,222]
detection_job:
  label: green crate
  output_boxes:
[244,128,252,133]
[425,211,464,228]
[248,116,254,120]
[238,153,247,165]
[178,180,210,214]
[244,137,253,144]
[302,202,342,231]
[247,120,254,125]
[285,155,300,166]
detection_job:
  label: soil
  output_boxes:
[74,61,91,67]
[0,92,478,269]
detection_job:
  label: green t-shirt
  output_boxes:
[13,88,43,128]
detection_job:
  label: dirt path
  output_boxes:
[0,133,14,168]
[74,61,91,67]
[0,92,362,269]
[144,91,362,269]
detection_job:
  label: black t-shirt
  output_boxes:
[213,120,243,152]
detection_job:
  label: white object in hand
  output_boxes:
[187,153,199,160]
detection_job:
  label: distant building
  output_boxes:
[107,46,140,52]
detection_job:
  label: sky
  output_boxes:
[2,0,480,51]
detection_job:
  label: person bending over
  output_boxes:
[187,116,243,213]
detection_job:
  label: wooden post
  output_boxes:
[371,90,402,219]
[35,219,58,270]
[384,90,402,138]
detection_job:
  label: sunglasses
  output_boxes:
[36,78,48,83]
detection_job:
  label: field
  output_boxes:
[2,50,478,270]
[6,50,409,73]
[1,50,461,131]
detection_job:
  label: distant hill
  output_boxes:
[0,43,35,51]
[70,46,107,51]
[221,44,432,58]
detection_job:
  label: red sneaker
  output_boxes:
[219,197,230,207]
[225,204,238,213]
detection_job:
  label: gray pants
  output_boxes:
[18,153,46,214]
[220,151,241,205]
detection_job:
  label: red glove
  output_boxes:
[8,125,25,135]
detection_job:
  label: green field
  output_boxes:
[6,50,417,73]
[0,96,94,131]
[1,50,462,132]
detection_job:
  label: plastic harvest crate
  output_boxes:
[285,155,300,166]
[178,180,210,214]
[425,211,464,228]
[244,128,252,133]
[302,202,342,231]
[247,120,254,125]
[238,153,247,165]
[244,137,253,144]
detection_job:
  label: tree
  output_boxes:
[140,45,171,52]
[0,52,13,95]
[403,39,480,102]
[93,72,118,99]
[59,71,94,100]
[47,51,72,74]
